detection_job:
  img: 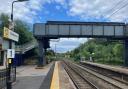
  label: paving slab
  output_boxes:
[50,61,76,89]
[12,63,53,89]
[13,76,45,89]
[59,61,76,89]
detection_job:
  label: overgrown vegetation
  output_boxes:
[46,49,55,62]
[0,13,34,45]
[0,13,9,36]
[68,38,124,65]
[14,20,34,45]
[0,13,37,63]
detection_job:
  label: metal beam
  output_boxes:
[34,21,126,38]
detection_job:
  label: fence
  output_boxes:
[0,69,6,89]
[0,67,16,89]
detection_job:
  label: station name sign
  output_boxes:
[3,27,19,42]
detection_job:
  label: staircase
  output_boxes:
[15,40,38,54]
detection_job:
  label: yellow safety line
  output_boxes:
[50,62,60,89]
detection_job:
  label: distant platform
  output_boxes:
[81,61,128,75]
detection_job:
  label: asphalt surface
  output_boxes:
[12,63,53,89]
[13,76,45,89]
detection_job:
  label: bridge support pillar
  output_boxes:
[37,40,46,67]
[124,40,128,66]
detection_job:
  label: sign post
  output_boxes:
[3,27,19,89]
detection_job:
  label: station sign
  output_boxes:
[7,49,15,58]
[3,27,19,42]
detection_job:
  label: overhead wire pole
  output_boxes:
[7,0,29,89]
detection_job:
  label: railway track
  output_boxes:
[63,61,128,89]
[63,62,98,89]
[79,62,128,85]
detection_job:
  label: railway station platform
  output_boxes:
[81,61,128,75]
[12,60,128,89]
[50,61,75,89]
[12,63,53,89]
[39,61,75,89]
[12,61,75,89]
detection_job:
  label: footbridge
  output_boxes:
[14,40,38,66]
[15,40,38,54]
[33,21,128,66]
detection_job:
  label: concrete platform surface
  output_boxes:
[12,63,53,89]
[50,61,75,89]
[59,61,76,89]
[82,61,128,74]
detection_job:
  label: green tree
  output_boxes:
[14,20,34,45]
[0,13,34,45]
[0,13,9,36]
[113,44,123,59]
[68,38,124,65]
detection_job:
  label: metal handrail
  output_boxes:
[15,40,38,53]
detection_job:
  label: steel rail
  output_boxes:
[63,61,99,89]
[63,60,128,89]
[79,63,128,85]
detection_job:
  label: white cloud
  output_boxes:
[50,38,87,53]
[67,0,128,22]
[0,0,51,23]
[1,0,128,23]
[54,0,67,7]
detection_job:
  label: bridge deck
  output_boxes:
[34,21,127,39]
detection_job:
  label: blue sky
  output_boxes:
[1,0,128,53]
[26,0,109,23]
[31,1,87,22]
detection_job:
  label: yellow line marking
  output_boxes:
[50,62,60,89]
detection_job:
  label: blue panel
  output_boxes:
[13,54,23,66]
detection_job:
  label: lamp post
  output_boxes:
[11,0,29,22]
[7,1,29,89]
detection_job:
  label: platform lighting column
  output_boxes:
[7,0,29,89]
